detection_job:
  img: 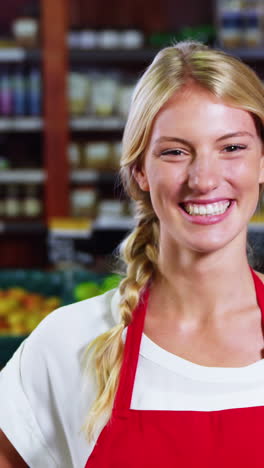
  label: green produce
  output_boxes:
[74,282,100,301]
[100,275,122,293]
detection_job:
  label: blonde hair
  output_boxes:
[82,41,264,440]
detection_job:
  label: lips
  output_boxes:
[178,199,235,225]
[180,199,231,216]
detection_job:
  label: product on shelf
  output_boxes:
[98,199,125,218]
[13,66,27,116]
[68,140,122,171]
[12,17,39,48]
[0,69,12,116]
[70,187,98,217]
[68,72,90,116]
[0,67,42,117]
[216,0,264,48]
[0,183,43,220]
[67,28,144,50]
[68,70,135,119]
[5,184,22,217]
[68,142,82,169]
[83,142,111,170]
[22,184,42,217]
[90,73,120,117]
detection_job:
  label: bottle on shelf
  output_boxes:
[0,68,12,116]
[12,66,27,116]
[27,68,42,116]
[5,184,22,218]
[243,0,264,48]
[22,184,42,218]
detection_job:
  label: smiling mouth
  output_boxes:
[180,200,232,216]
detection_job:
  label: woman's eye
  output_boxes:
[161,149,187,156]
[223,144,246,153]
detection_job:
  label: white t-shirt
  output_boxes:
[1,288,264,468]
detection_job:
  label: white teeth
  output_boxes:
[183,201,231,216]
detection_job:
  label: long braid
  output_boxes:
[82,204,159,441]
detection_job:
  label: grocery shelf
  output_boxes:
[221,47,264,61]
[70,169,117,184]
[0,47,41,63]
[70,47,264,64]
[0,169,45,184]
[69,48,159,64]
[70,116,125,131]
[0,117,43,132]
[0,221,46,235]
[94,215,135,230]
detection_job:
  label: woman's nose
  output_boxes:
[187,155,221,193]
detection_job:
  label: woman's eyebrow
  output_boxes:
[154,136,193,146]
[216,131,254,141]
[154,131,254,146]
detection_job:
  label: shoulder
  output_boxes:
[253,270,264,283]
[24,287,121,357]
[0,289,121,466]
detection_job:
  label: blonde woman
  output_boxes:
[1,41,264,467]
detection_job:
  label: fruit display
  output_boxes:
[0,270,122,337]
[0,270,123,367]
[73,274,122,301]
[0,287,61,336]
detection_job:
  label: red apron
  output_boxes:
[85,267,264,467]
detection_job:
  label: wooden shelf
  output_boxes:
[70,169,117,184]
[0,169,45,183]
[0,117,43,132]
[0,48,41,63]
[69,48,159,64]
[70,116,125,131]
[0,221,46,235]
[220,47,264,61]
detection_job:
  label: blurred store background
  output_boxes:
[0,0,263,365]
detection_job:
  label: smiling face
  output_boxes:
[134,85,264,255]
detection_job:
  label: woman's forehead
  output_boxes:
[149,87,258,142]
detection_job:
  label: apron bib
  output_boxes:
[85,267,264,467]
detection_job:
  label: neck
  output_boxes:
[150,234,256,327]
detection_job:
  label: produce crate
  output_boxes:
[0,268,110,367]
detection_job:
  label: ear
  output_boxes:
[132,165,150,192]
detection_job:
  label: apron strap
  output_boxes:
[249,266,264,315]
[113,287,150,412]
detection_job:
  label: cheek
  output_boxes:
[225,159,260,189]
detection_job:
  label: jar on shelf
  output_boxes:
[0,186,5,217]
[83,142,111,170]
[90,73,120,117]
[119,30,144,49]
[70,187,97,217]
[242,0,264,48]
[22,184,42,218]
[97,30,122,49]
[68,142,82,169]
[216,0,244,48]
[117,80,135,118]
[97,199,125,218]
[5,184,22,218]
[12,17,39,48]
[68,72,90,116]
